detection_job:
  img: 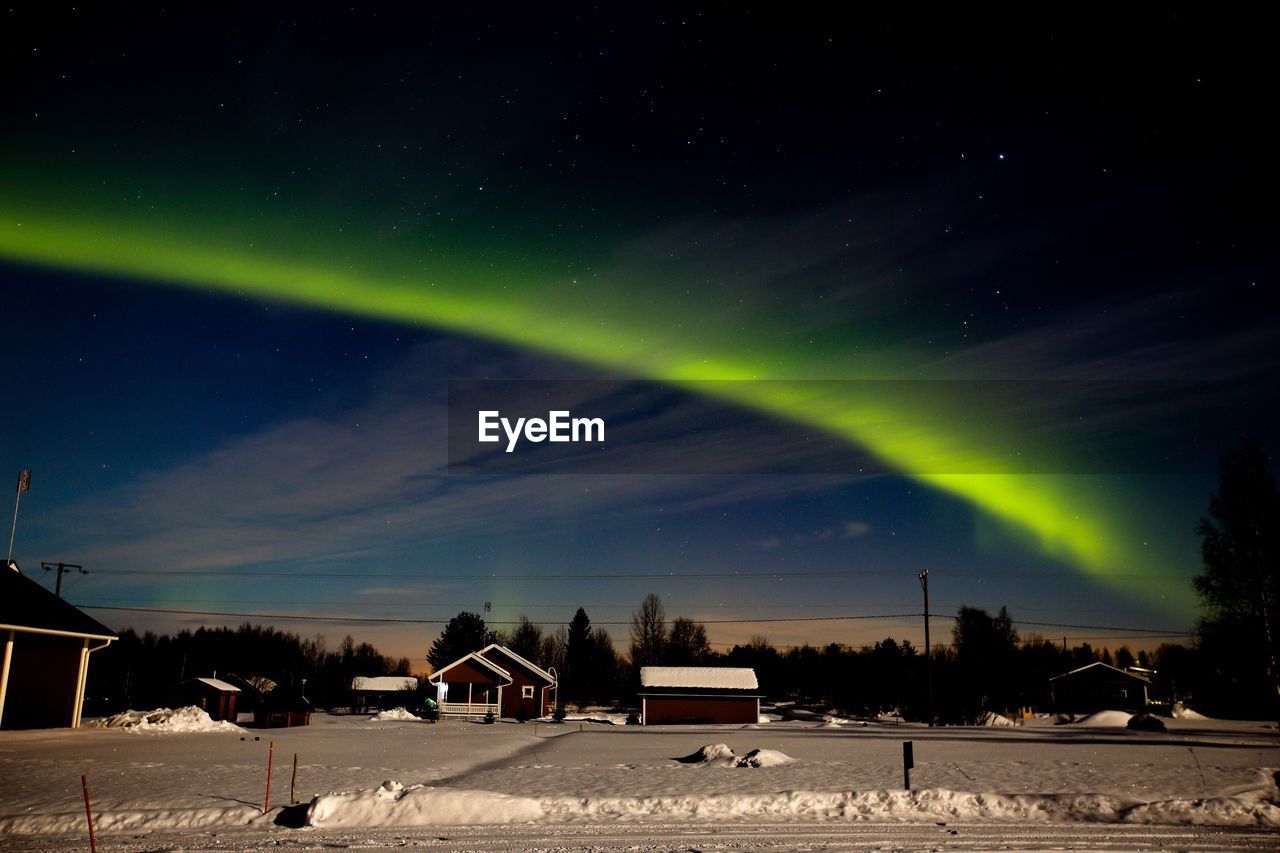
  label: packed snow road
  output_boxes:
[3,820,1280,851]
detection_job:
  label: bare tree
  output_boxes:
[630,593,667,669]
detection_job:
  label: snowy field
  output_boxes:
[1,710,1277,850]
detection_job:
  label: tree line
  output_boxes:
[86,623,412,711]
[425,595,1228,721]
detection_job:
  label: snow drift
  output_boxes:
[1074,710,1134,728]
[87,706,244,733]
[308,780,542,828]
[371,707,420,721]
[677,743,795,767]
[305,781,1280,829]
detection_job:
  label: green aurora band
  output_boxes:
[0,181,1193,612]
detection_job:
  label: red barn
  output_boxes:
[429,644,556,719]
[639,666,760,725]
[170,677,240,721]
[1,562,117,729]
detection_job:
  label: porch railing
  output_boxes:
[439,702,499,716]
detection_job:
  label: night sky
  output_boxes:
[1,5,1275,662]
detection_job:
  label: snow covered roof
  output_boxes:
[351,676,418,692]
[192,677,240,692]
[480,644,556,683]
[1049,661,1151,683]
[640,666,758,690]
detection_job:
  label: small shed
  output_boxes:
[1050,661,1151,712]
[1,561,117,729]
[639,666,761,725]
[254,686,311,727]
[351,675,418,712]
[171,677,240,721]
[221,673,276,713]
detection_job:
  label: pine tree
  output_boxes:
[506,615,544,663]
[427,612,491,671]
[566,608,593,703]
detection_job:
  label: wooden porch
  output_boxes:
[439,702,499,717]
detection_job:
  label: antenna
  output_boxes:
[7,470,31,565]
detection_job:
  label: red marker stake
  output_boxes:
[81,774,97,853]
[263,740,274,815]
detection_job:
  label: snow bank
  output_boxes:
[735,748,794,768]
[0,804,267,836]
[305,784,1280,829]
[677,744,795,767]
[88,706,243,733]
[1172,703,1210,720]
[978,711,1016,727]
[558,712,629,725]
[372,707,419,721]
[678,743,737,764]
[308,780,542,828]
[1075,710,1134,728]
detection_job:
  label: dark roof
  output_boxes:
[1049,661,1151,683]
[480,644,556,683]
[260,686,311,710]
[0,564,117,640]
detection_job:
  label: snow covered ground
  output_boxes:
[1,711,1277,849]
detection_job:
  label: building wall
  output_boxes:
[1051,671,1150,712]
[481,650,552,718]
[642,695,759,725]
[436,658,502,707]
[2,633,83,729]
[171,684,238,721]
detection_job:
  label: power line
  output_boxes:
[71,603,1193,636]
[65,592,1192,619]
[95,568,910,580]
[1013,619,1193,634]
[98,567,1195,581]
[67,596,923,611]
[73,603,919,626]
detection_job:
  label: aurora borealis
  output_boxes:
[0,6,1274,657]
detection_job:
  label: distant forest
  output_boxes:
[85,625,413,713]
[84,597,1239,720]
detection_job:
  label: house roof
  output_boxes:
[480,644,556,683]
[428,651,512,684]
[640,666,758,690]
[0,563,117,641]
[1049,661,1152,683]
[189,677,240,692]
[351,676,418,692]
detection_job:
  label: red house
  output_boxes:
[1,561,117,729]
[429,644,556,719]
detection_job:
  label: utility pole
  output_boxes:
[6,470,31,566]
[42,561,87,597]
[918,570,933,726]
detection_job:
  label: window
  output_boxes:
[521,685,534,699]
